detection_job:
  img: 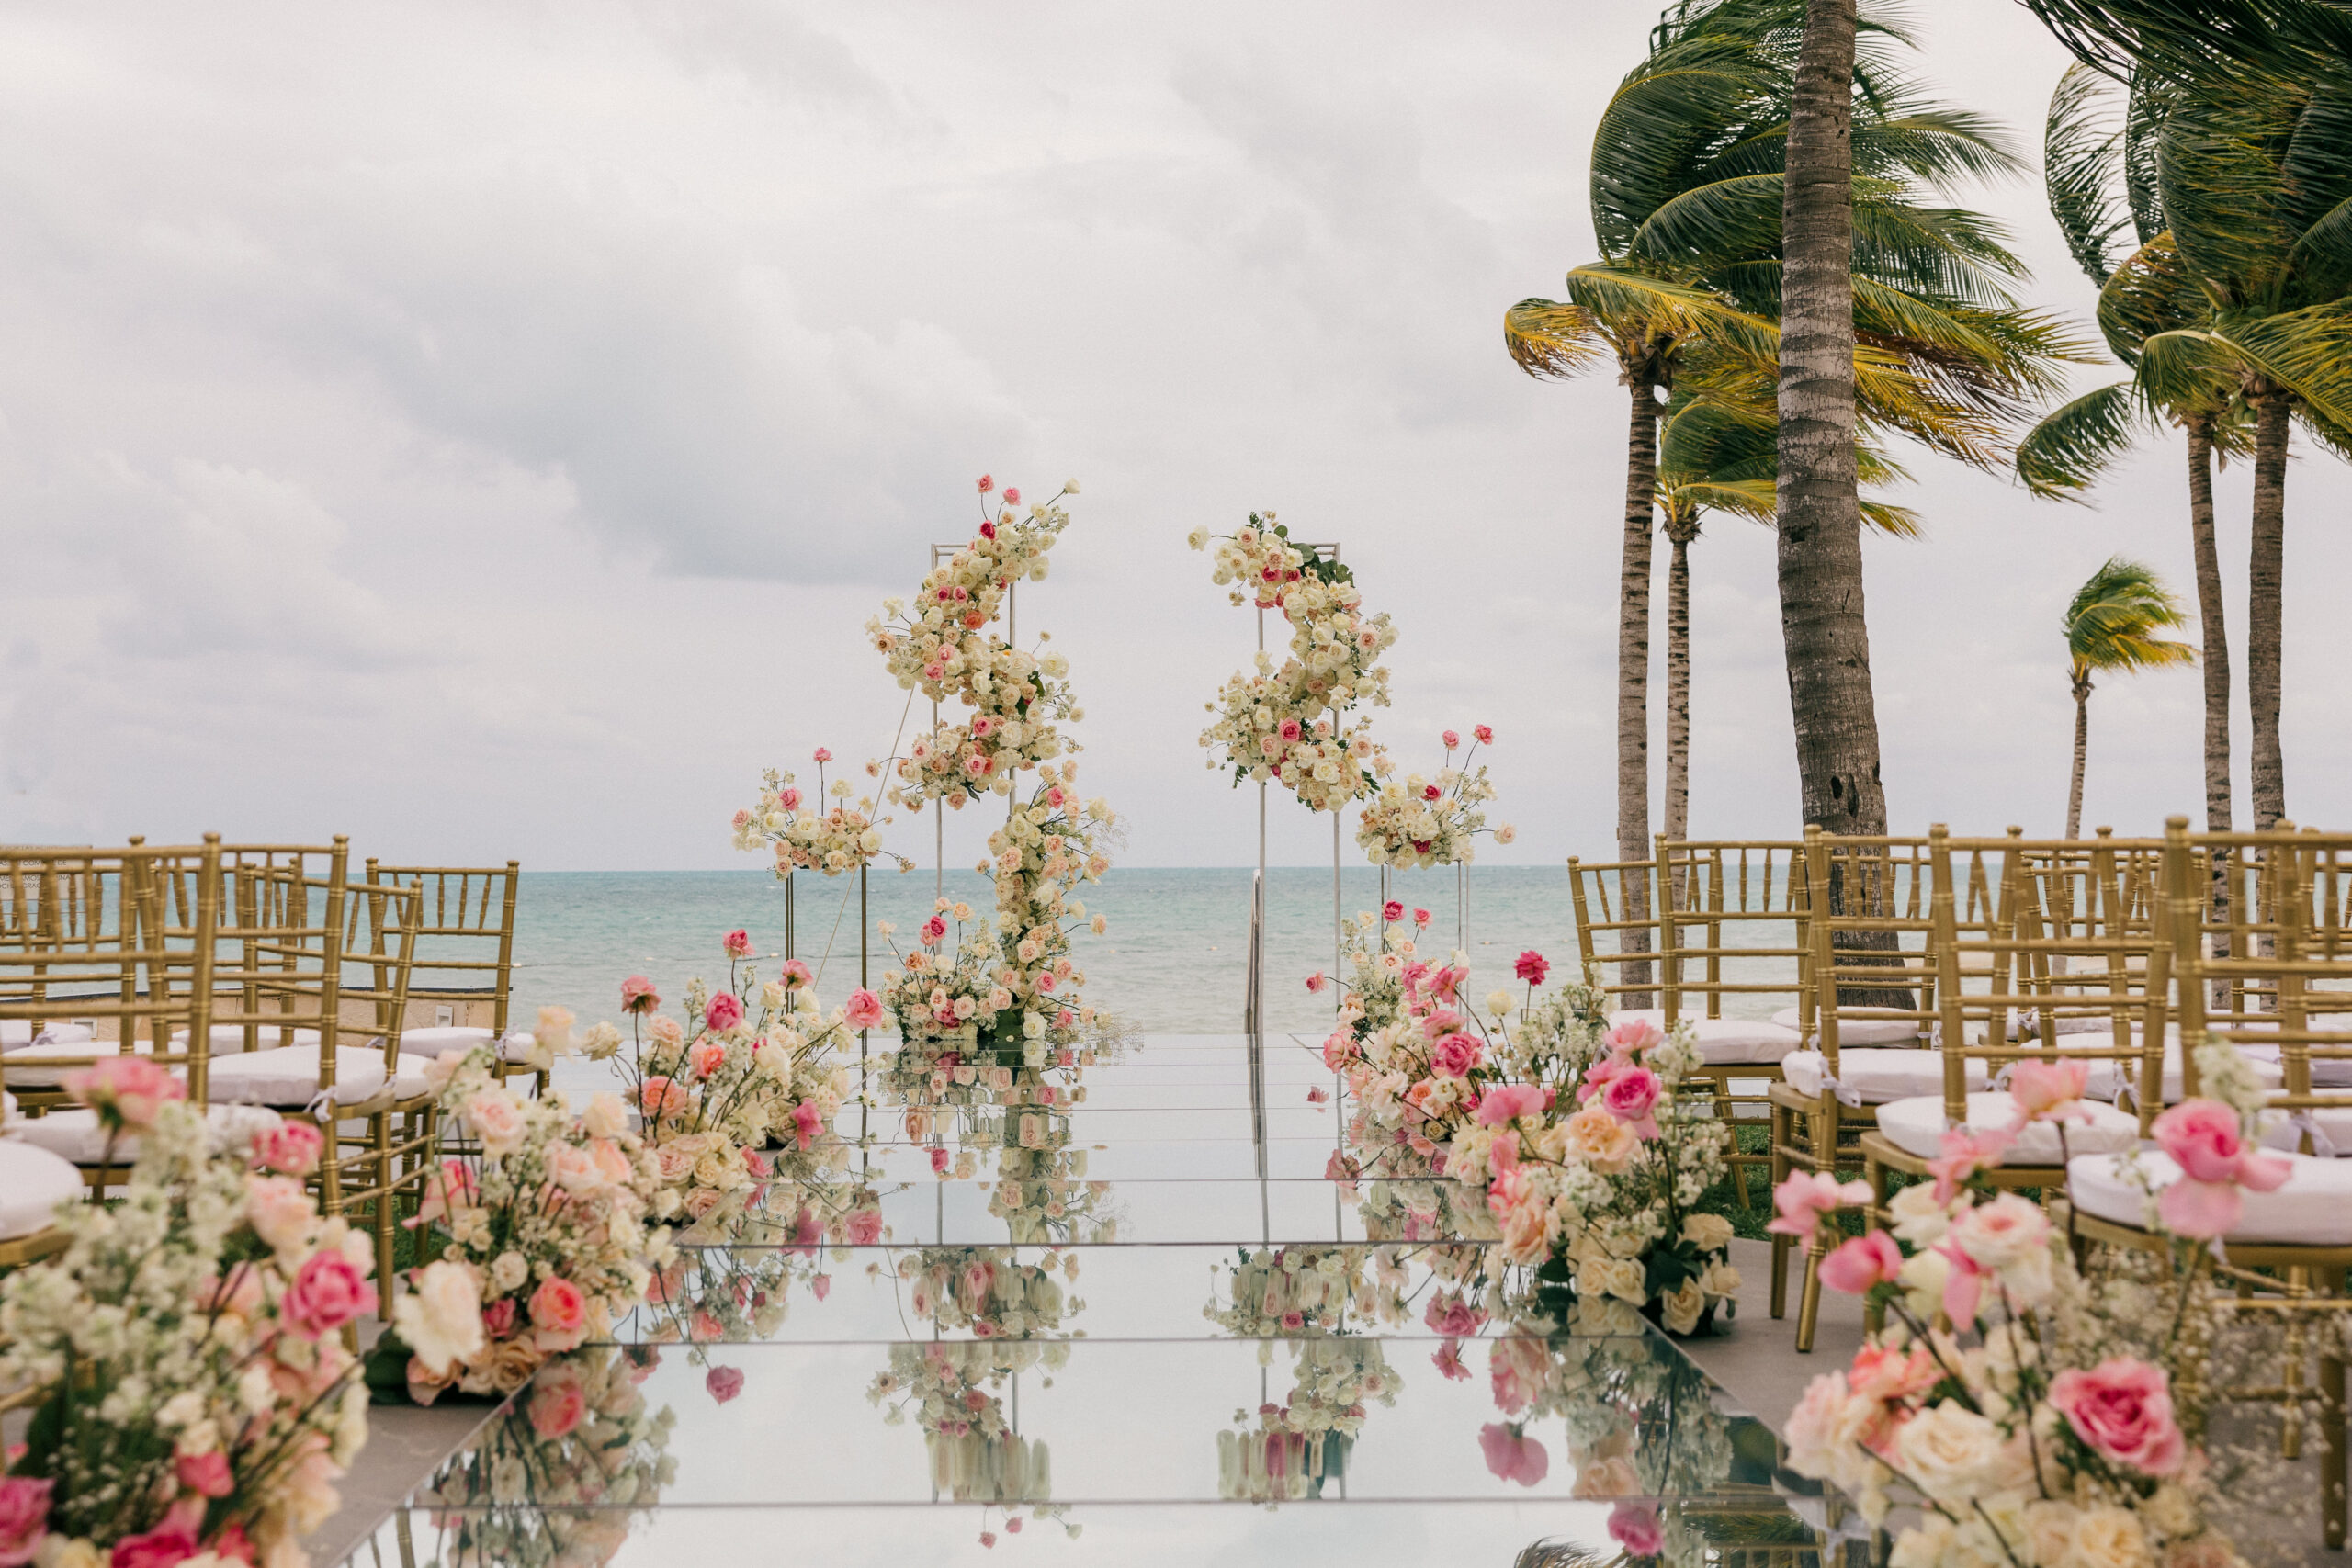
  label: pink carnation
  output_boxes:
[1513,950,1548,986]
[705,992,743,1032]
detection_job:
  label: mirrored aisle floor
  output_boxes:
[333,1035,1873,1568]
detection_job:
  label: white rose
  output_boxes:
[1659,1276,1706,1335]
[582,1091,629,1140]
[1894,1401,2004,1497]
[490,1250,529,1294]
[1887,1181,1952,1245]
[1681,1213,1736,1253]
[465,1089,527,1158]
[2070,1506,2154,1568]
[394,1259,487,1374]
[1897,1247,1949,1319]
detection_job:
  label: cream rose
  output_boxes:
[1894,1401,2005,1496]
[2071,1506,2155,1568]
[394,1259,487,1374]
[1681,1213,1735,1253]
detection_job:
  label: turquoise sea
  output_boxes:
[507,865,1605,1036]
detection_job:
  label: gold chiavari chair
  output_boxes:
[0,840,220,1266]
[184,841,426,1217]
[1650,837,1812,1206]
[364,860,536,1090]
[1770,830,1946,1350]
[1853,829,2155,1328]
[2065,819,2352,1551]
[333,878,428,1294]
[1568,853,1660,1012]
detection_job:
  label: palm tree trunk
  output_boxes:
[2247,390,2290,830]
[2066,676,2091,840]
[2187,418,2232,997]
[1776,0,1889,842]
[1620,375,1660,1004]
[1663,519,1694,845]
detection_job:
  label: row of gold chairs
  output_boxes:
[0,839,525,1302]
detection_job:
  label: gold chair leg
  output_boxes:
[373,1111,397,1300]
[2286,1266,2310,1461]
[1796,1225,1827,1353]
[2324,1349,2346,1552]
[1770,1101,1792,1320]
[1864,1149,1890,1337]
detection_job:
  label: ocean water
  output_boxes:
[509,865,1589,1036]
[503,863,1806,1035]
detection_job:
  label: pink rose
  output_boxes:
[2050,1358,2186,1476]
[1431,1339,1469,1381]
[1767,1171,1871,1242]
[621,976,660,1014]
[1602,1018,1662,1055]
[1382,900,1404,923]
[1848,1341,1940,1404]
[1430,1032,1483,1079]
[108,1517,199,1568]
[1442,729,1461,750]
[1477,1422,1549,1486]
[1423,1293,1487,1337]
[0,1477,51,1568]
[778,787,802,811]
[1818,1231,1903,1295]
[686,1041,727,1080]
[1476,1084,1544,1127]
[639,1077,689,1119]
[64,1055,185,1132]
[1514,950,1548,986]
[2009,1057,2090,1122]
[1600,1066,1662,1132]
[1001,487,1020,505]
[282,1249,379,1339]
[529,1370,588,1438]
[812,747,832,763]
[250,1120,323,1176]
[707,1366,745,1404]
[481,1297,518,1339]
[1413,908,1432,929]
[705,993,743,1032]
[2154,1098,2290,1187]
[1474,724,1494,745]
[844,1206,884,1245]
[1609,1502,1665,1558]
[722,929,753,959]
[245,1174,317,1254]
[175,1450,234,1499]
[845,989,886,1031]
[781,959,814,992]
[790,1100,822,1151]
[529,1276,589,1352]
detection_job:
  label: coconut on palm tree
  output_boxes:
[2061,557,2197,838]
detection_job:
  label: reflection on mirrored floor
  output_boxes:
[334,1037,1872,1566]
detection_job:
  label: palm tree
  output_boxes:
[2018,15,2352,831]
[2018,64,2248,845]
[2062,557,2197,838]
[1505,0,2076,982]
[1652,383,1919,842]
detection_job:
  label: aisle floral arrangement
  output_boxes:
[1354,726,1517,869]
[1777,1040,2269,1567]
[863,479,1119,1087]
[415,1343,676,1568]
[599,935,882,1244]
[1192,513,1396,812]
[377,1044,675,1404]
[0,1089,371,1568]
[900,1247,1083,1339]
[1320,933,1737,1333]
[1216,1338,1402,1505]
[867,1338,1076,1543]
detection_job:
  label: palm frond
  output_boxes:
[2045,63,2134,285]
[2212,296,2352,428]
[2017,381,2153,499]
[1503,298,1609,380]
[2064,556,2198,676]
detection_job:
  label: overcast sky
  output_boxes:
[3,0,2347,873]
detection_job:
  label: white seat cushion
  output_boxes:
[2258,1107,2352,1156]
[397,1026,539,1066]
[1771,1006,1922,1046]
[1606,1009,1804,1066]
[0,1141,83,1238]
[4,1035,166,1089]
[1,1021,93,1053]
[7,1103,285,1165]
[2069,1149,2352,1246]
[175,1025,322,1053]
[2051,1035,2286,1103]
[1875,1092,2141,1163]
[206,1045,409,1107]
[1784,1049,1987,1105]
[2237,1041,2352,1088]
